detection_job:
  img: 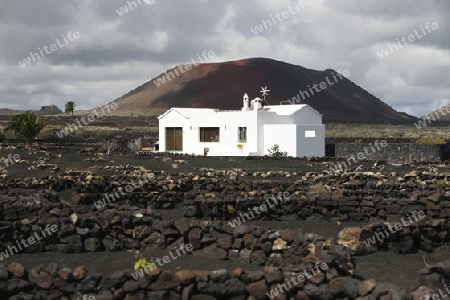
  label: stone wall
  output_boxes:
[0,258,395,300]
[0,166,449,298]
[0,169,449,255]
[334,142,443,163]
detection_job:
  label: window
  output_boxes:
[238,127,247,142]
[305,130,316,138]
[200,127,220,142]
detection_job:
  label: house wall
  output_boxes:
[295,124,325,157]
[263,124,297,156]
[187,111,258,156]
[262,124,325,157]
[257,106,324,156]
[159,110,259,156]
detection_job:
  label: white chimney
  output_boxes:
[242,93,250,111]
[253,97,262,110]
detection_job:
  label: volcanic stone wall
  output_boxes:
[0,257,392,300]
[334,142,443,162]
[0,169,449,254]
[0,168,449,298]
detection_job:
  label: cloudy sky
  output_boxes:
[0,0,448,117]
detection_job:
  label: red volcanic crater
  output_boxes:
[112,57,416,123]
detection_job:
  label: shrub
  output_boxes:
[4,112,47,143]
[268,144,287,157]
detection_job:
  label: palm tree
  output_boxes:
[65,101,76,115]
[4,112,47,143]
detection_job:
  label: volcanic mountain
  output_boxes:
[0,105,62,116]
[113,58,415,123]
[422,103,450,122]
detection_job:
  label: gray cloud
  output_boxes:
[0,0,449,117]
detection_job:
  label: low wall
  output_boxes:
[0,258,404,300]
[0,169,449,255]
[334,142,443,163]
[0,164,449,298]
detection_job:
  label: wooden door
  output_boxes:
[166,127,182,151]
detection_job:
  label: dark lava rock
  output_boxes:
[79,274,102,293]
[84,238,103,252]
[197,278,247,298]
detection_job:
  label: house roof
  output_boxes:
[158,103,322,119]
[261,104,307,114]
[261,104,323,117]
[158,107,219,119]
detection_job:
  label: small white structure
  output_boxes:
[157,93,325,157]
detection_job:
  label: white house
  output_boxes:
[157,94,325,157]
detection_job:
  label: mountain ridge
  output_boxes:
[112,57,417,123]
[0,105,62,116]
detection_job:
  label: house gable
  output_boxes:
[158,108,190,120]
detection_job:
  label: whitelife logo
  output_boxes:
[0,225,58,261]
[115,0,155,17]
[228,192,291,228]
[250,0,313,35]
[131,243,193,280]
[76,296,96,300]
[18,31,80,68]
[153,50,216,87]
[324,140,388,176]
[282,69,350,104]
[414,103,450,129]
[93,173,155,210]
[421,283,450,300]
[0,154,20,171]
[376,22,439,58]
[56,102,118,139]
[266,262,328,299]
[362,211,425,247]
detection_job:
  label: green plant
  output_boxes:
[134,256,155,271]
[133,250,156,272]
[4,112,47,143]
[65,100,76,115]
[267,144,287,157]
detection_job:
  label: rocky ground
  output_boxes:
[0,145,449,299]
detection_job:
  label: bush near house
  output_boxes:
[268,144,288,157]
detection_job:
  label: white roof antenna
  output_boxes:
[260,86,270,105]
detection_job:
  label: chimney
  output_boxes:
[253,97,262,110]
[242,93,250,111]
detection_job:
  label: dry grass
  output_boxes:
[326,124,450,141]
